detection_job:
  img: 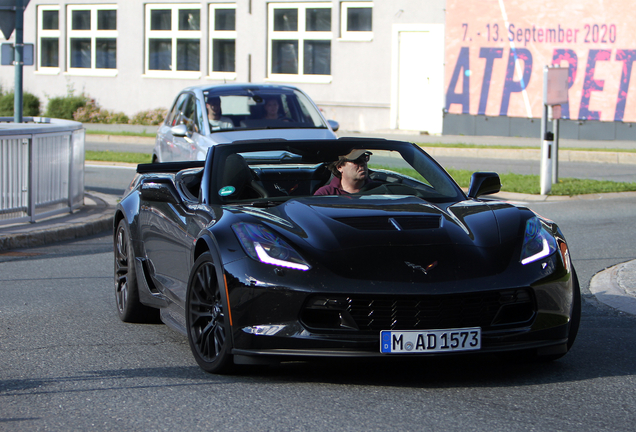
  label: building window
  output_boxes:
[67,5,117,74]
[268,3,332,83]
[37,5,60,71]
[340,2,373,41]
[145,4,201,78]
[209,3,236,78]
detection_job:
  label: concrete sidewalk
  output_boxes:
[0,191,117,250]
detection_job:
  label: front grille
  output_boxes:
[334,215,441,231]
[301,289,535,332]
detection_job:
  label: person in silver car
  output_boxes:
[206,96,234,130]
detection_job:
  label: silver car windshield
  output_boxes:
[204,89,328,133]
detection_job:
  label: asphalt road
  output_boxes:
[1,194,635,431]
[2,137,633,430]
[85,164,137,195]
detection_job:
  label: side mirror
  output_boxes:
[140,180,182,205]
[467,172,501,198]
[327,119,339,132]
[171,124,188,137]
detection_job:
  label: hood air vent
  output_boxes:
[334,215,441,231]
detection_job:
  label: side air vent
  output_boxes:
[334,215,441,231]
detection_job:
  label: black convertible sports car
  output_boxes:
[113,138,580,373]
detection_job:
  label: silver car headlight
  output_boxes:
[520,217,557,265]
[232,222,311,271]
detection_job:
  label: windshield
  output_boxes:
[208,141,465,205]
[203,88,328,133]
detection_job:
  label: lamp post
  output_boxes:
[13,0,22,123]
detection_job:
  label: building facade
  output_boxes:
[1,0,446,134]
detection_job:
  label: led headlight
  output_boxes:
[232,222,311,271]
[520,216,557,265]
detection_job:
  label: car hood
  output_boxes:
[205,128,338,145]
[234,195,531,282]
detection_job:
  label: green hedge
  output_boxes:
[0,92,41,116]
[45,95,88,120]
[42,93,166,125]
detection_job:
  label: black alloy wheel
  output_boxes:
[114,219,159,323]
[186,253,233,374]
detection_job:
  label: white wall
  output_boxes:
[0,0,446,132]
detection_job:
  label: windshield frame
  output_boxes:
[202,140,466,206]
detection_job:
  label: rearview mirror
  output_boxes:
[170,124,188,137]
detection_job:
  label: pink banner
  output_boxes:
[445,0,636,122]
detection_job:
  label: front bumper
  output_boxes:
[222,248,575,359]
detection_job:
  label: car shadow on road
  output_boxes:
[233,306,636,389]
[3,307,635,395]
[1,328,632,397]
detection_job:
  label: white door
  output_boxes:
[394,26,445,134]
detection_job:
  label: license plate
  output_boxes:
[380,327,481,353]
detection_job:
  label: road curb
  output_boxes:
[0,215,113,250]
[589,261,636,316]
[0,192,115,251]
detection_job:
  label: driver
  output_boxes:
[314,149,376,195]
[206,96,234,130]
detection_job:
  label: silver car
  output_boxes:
[153,84,339,162]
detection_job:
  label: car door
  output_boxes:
[138,180,213,305]
[169,93,196,161]
[172,93,207,161]
[158,93,189,162]
[182,95,209,160]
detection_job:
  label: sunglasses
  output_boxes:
[347,154,370,164]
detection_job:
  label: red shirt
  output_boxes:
[314,176,348,195]
[314,177,375,195]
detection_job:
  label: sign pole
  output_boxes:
[541,66,569,193]
[13,0,22,123]
[552,111,560,183]
[541,131,554,195]
[540,66,550,194]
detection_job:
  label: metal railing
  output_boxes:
[0,117,84,226]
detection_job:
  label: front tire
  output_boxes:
[114,219,159,323]
[186,253,233,374]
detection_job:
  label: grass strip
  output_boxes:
[85,150,152,164]
[85,129,156,138]
[446,168,636,195]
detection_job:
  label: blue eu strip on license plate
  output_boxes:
[380,327,481,353]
